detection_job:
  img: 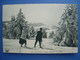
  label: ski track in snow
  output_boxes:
[3,38,78,54]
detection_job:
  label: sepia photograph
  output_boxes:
[2,4,78,53]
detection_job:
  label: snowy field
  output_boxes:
[3,38,78,54]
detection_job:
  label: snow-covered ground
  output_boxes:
[3,38,78,54]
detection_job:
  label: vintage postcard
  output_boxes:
[2,4,78,53]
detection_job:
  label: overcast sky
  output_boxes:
[3,4,66,27]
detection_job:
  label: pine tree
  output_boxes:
[54,4,78,47]
[14,8,25,38]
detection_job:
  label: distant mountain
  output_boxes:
[28,23,50,31]
[29,23,46,27]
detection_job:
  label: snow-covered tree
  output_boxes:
[53,4,78,47]
[14,8,25,38]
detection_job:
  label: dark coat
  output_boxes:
[36,31,42,41]
[19,38,26,45]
